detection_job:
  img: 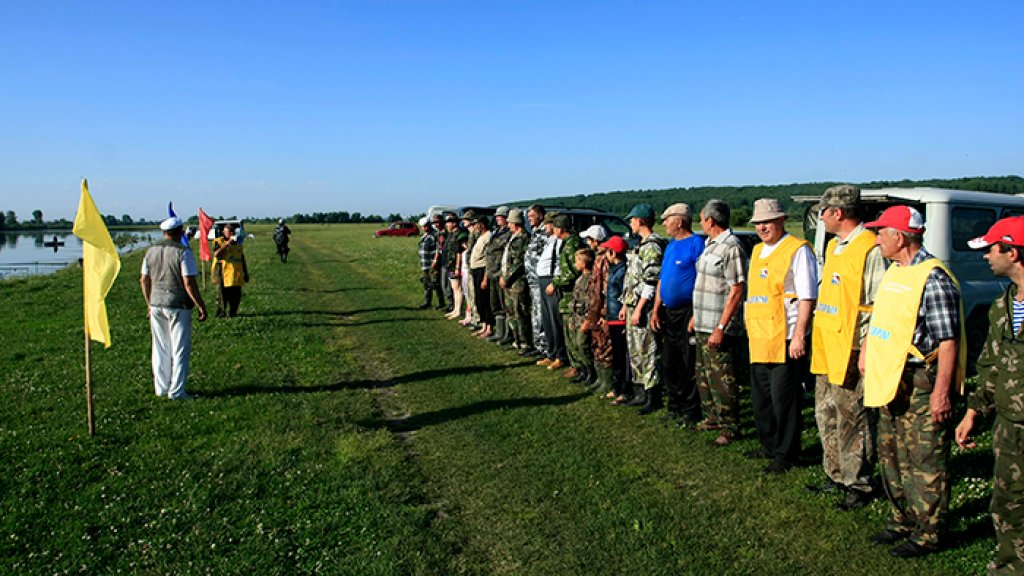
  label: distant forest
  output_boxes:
[505,176,1024,224]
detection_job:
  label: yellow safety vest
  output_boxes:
[863,258,966,407]
[810,230,876,385]
[746,235,810,364]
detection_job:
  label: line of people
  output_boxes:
[417,187,1024,571]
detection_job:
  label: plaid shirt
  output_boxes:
[418,231,437,271]
[908,247,960,359]
[692,229,747,335]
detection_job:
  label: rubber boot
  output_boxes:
[499,318,516,346]
[418,290,432,310]
[637,384,664,415]
[593,362,614,393]
[487,315,506,342]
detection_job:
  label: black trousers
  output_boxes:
[471,268,493,325]
[609,323,629,395]
[659,304,700,421]
[537,276,566,361]
[750,344,807,465]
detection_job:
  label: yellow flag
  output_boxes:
[72,179,121,348]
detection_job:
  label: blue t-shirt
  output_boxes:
[659,235,705,308]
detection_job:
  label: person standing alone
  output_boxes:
[140,217,207,399]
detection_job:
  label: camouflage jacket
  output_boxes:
[622,232,666,309]
[502,230,530,289]
[485,226,511,279]
[571,271,591,326]
[525,228,549,283]
[969,283,1024,422]
[552,234,582,313]
[442,229,461,271]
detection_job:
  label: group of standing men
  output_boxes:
[418,186,1024,572]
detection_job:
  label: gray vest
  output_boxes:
[145,240,191,309]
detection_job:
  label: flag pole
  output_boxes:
[83,278,96,437]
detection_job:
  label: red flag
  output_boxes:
[198,208,214,262]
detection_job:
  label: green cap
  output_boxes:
[626,203,655,220]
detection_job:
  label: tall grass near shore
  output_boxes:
[1,224,997,574]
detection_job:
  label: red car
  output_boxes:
[374,221,419,237]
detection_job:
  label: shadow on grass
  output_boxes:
[200,361,536,397]
[361,392,590,433]
[947,495,994,549]
[300,316,435,328]
[239,305,420,318]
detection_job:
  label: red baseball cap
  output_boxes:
[968,216,1024,250]
[600,235,628,254]
[864,205,925,234]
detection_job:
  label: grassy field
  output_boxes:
[1,223,997,575]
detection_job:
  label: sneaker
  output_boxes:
[546,359,565,370]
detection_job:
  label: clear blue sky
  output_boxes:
[1,1,1021,222]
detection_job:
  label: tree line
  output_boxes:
[505,175,1024,222]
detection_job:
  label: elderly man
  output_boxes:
[650,203,704,420]
[808,185,886,510]
[501,209,533,351]
[523,204,549,358]
[619,204,665,408]
[690,199,748,445]
[957,216,1024,574]
[549,214,582,375]
[862,205,964,558]
[746,198,818,474]
[140,217,207,399]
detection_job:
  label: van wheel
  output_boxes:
[965,307,990,378]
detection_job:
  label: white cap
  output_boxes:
[160,217,184,231]
[580,224,608,242]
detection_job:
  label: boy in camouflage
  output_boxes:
[567,248,596,384]
[620,204,665,408]
[957,216,1024,575]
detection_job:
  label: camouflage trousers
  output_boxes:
[564,313,593,371]
[506,284,533,348]
[626,306,659,390]
[694,331,743,435]
[878,365,951,547]
[463,270,479,322]
[814,349,877,493]
[988,416,1024,575]
[528,278,547,355]
[591,322,612,367]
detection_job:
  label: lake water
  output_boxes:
[0,230,165,279]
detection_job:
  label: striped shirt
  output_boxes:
[1014,300,1024,336]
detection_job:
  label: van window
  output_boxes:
[952,207,997,251]
[603,218,630,237]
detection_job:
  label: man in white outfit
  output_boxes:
[140,217,208,399]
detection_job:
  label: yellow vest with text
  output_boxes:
[746,235,810,364]
[810,230,876,385]
[863,258,966,407]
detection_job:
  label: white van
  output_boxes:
[796,187,1024,370]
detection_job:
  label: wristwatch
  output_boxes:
[716,323,726,331]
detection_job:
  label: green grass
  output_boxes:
[1,223,996,574]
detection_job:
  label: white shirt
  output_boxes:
[757,234,818,339]
[537,235,560,277]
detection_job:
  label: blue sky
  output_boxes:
[1,1,1021,222]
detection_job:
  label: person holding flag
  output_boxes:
[141,217,207,399]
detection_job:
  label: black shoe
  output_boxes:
[805,479,844,494]
[762,460,791,475]
[835,490,873,511]
[518,347,537,357]
[744,448,773,460]
[871,529,907,545]
[418,302,431,310]
[890,541,937,558]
